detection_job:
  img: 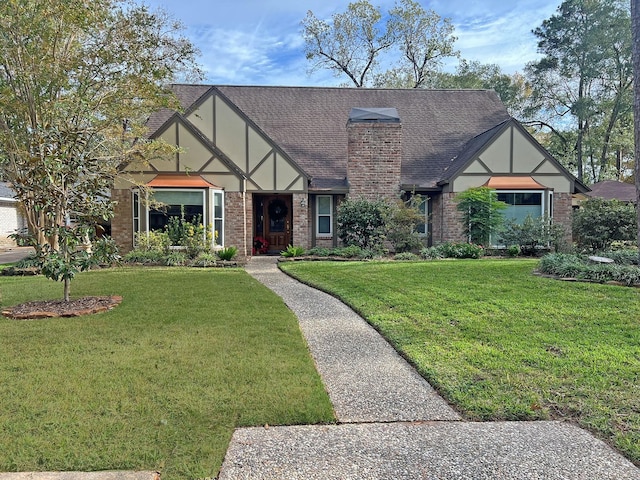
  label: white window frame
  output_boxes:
[316,195,333,237]
[416,196,429,237]
[210,189,224,247]
[132,190,141,246]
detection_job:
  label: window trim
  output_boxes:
[496,189,547,221]
[316,195,333,237]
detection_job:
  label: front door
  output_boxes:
[255,195,292,254]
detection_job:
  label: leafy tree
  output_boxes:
[454,187,507,246]
[572,197,637,251]
[0,0,201,300]
[525,0,633,183]
[336,197,390,252]
[302,0,457,88]
[431,60,531,118]
[633,0,640,262]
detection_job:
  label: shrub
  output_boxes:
[217,246,238,261]
[573,198,637,251]
[538,253,640,286]
[455,187,506,245]
[134,230,170,253]
[394,252,419,261]
[307,247,332,257]
[436,242,485,259]
[499,215,566,255]
[123,250,165,264]
[420,246,444,260]
[506,245,520,257]
[601,249,639,266]
[281,245,306,257]
[386,196,426,253]
[332,245,366,258]
[164,251,188,266]
[336,197,390,253]
[191,252,218,267]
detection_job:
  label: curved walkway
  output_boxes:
[218,256,640,479]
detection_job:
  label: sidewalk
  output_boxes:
[218,256,640,479]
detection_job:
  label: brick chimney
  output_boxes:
[346,107,402,201]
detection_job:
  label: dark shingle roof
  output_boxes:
[587,180,636,203]
[148,85,511,188]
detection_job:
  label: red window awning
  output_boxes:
[484,176,547,190]
[146,174,221,189]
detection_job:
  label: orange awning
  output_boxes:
[484,176,547,189]
[147,174,220,189]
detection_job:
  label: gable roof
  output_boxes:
[148,85,511,189]
[587,180,636,203]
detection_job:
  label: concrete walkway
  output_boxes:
[218,256,640,479]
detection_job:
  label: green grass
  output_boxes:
[280,259,640,464]
[0,267,334,478]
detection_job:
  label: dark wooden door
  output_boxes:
[262,195,292,253]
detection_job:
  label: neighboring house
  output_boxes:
[0,182,27,247]
[586,180,636,204]
[111,85,588,256]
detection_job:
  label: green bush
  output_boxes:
[307,247,332,257]
[165,251,188,266]
[281,245,306,257]
[420,246,444,260]
[133,230,170,253]
[538,253,640,286]
[506,245,520,257]
[191,252,218,267]
[123,250,165,264]
[336,197,390,253]
[455,187,506,245]
[499,215,566,255]
[573,198,637,251]
[393,252,419,261]
[386,196,425,253]
[436,242,485,259]
[217,246,238,261]
[600,249,639,266]
[333,245,366,258]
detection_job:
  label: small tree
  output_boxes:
[336,197,390,252]
[386,195,426,253]
[573,197,637,251]
[0,0,201,301]
[454,187,507,245]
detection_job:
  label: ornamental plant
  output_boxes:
[455,187,507,245]
[336,197,390,253]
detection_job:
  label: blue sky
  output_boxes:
[143,0,561,86]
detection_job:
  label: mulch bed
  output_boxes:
[2,295,123,320]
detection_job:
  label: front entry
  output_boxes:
[254,195,292,254]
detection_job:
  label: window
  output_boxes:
[316,195,332,236]
[212,191,223,246]
[132,190,140,235]
[148,189,205,232]
[415,196,429,236]
[497,191,544,224]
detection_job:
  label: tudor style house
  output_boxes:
[111,85,588,256]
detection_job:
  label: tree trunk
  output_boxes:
[632,0,640,264]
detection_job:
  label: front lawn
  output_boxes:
[0,267,334,479]
[280,259,640,464]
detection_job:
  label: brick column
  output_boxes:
[111,189,133,253]
[224,192,252,258]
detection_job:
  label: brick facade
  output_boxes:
[292,193,310,250]
[225,192,252,258]
[347,122,402,201]
[553,192,574,245]
[111,189,133,253]
[432,193,467,244]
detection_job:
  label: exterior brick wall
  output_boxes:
[553,192,574,245]
[347,122,402,201]
[292,193,310,249]
[225,192,252,258]
[432,193,467,244]
[111,189,133,253]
